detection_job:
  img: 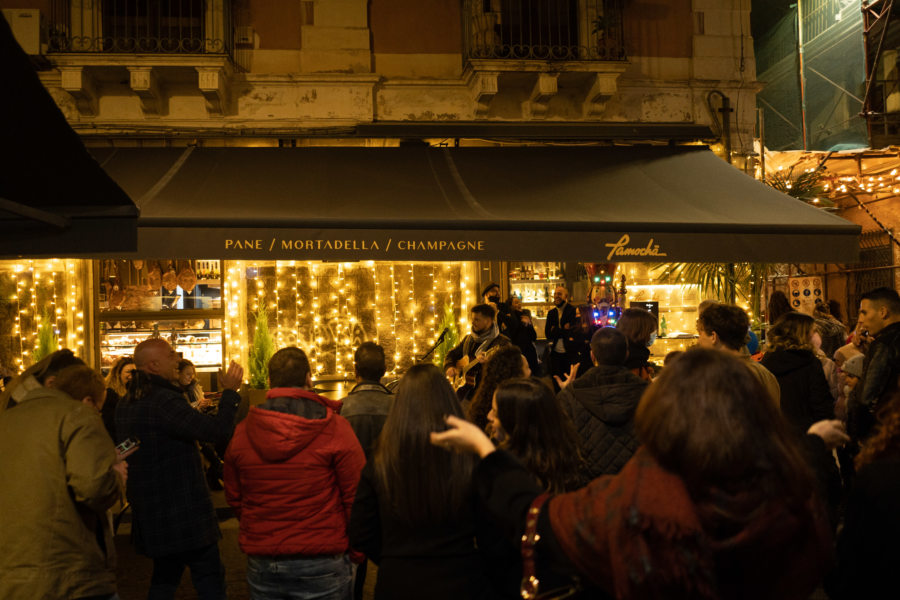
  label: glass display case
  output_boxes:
[95,259,225,372]
[99,319,223,370]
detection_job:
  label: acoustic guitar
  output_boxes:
[451,344,503,400]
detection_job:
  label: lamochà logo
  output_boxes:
[604,234,667,260]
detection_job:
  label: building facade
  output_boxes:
[2,0,757,153]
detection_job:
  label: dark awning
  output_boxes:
[0,12,138,258]
[93,145,860,263]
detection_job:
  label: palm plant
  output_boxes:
[650,263,770,326]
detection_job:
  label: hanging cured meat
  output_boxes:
[162,260,178,293]
[177,260,197,293]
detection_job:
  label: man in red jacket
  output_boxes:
[224,347,365,599]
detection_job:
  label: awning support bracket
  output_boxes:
[0,197,70,229]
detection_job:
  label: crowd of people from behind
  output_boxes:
[0,281,899,600]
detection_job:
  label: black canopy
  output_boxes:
[0,12,137,258]
[94,145,859,263]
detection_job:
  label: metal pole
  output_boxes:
[758,107,766,181]
[797,2,809,149]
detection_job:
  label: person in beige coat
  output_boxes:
[0,363,126,600]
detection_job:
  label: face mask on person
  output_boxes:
[487,294,501,304]
[647,332,657,347]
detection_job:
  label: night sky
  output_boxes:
[751,0,797,40]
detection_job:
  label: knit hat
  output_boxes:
[481,282,500,298]
[842,354,864,378]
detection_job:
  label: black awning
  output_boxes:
[0,12,138,258]
[96,145,860,263]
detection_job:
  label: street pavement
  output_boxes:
[114,490,376,600]
[114,491,249,600]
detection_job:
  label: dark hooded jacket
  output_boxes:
[761,349,834,436]
[557,365,648,479]
[224,387,365,557]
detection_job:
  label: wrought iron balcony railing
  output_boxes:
[48,0,232,55]
[465,0,626,62]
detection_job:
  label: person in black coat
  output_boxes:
[504,296,540,376]
[545,286,579,389]
[761,312,835,436]
[557,327,647,479]
[115,339,244,599]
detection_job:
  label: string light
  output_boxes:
[219,260,474,379]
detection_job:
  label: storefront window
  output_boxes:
[96,259,224,373]
[0,259,87,372]
[224,260,478,379]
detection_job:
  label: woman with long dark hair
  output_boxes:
[616,307,658,381]
[433,349,832,599]
[349,364,495,600]
[767,290,794,326]
[467,345,529,431]
[488,378,584,493]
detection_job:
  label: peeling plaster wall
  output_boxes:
[16,0,758,149]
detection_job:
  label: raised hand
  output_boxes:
[554,363,579,390]
[430,415,496,458]
[218,361,244,391]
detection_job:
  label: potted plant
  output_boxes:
[433,304,460,370]
[32,311,59,364]
[247,306,275,405]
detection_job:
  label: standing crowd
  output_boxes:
[1,283,899,600]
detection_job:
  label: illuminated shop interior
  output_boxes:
[0,258,754,378]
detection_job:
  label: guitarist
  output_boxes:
[443,304,510,406]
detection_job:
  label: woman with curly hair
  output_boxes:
[466,345,529,431]
[828,390,900,598]
[761,312,834,435]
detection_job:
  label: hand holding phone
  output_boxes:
[116,437,140,459]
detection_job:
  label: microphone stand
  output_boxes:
[417,329,449,363]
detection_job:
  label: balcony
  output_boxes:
[47,0,232,55]
[465,0,625,62]
[43,0,234,117]
[463,0,627,118]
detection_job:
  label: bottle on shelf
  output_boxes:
[660,316,668,337]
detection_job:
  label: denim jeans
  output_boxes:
[247,554,353,600]
[148,543,227,600]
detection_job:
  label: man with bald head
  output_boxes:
[116,338,244,600]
